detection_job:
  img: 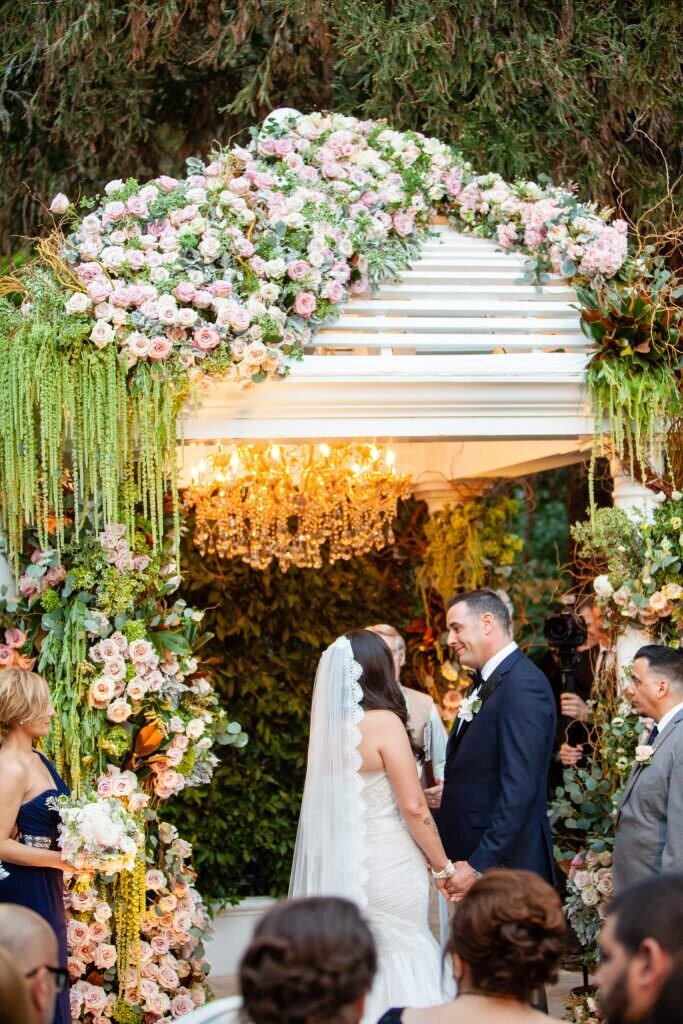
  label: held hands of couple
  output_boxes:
[431,859,479,901]
[444,861,479,900]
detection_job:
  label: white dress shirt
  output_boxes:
[656,700,683,737]
[456,641,518,734]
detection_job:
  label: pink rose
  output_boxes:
[45,565,66,586]
[126,195,149,217]
[128,639,154,664]
[151,935,171,955]
[126,677,148,702]
[229,308,251,332]
[68,956,86,978]
[154,769,184,799]
[294,291,317,318]
[128,791,150,812]
[88,921,109,943]
[209,280,232,297]
[193,289,213,308]
[158,965,180,990]
[94,943,117,970]
[156,175,179,193]
[325,280,345,304]
[18,575,37,599]
[68,920,89,946]
[0,645,14,666]
[96,776,114,798]
[174,282,197,303]
[106,698,132,723]
[104,200,126,222]
[4,628,26,650]
[149,336,173,361]
[82,983,107,1012]
[90,677,116,709]
[87,280,112,304]
[49,193,70,215]
[287,260,310,281]
[192,325,221,351]
[171,993,196,1017]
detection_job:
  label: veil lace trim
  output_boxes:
[289,634,370,907]
[338,636,369,906]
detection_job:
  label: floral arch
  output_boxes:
[0,109,680,1022]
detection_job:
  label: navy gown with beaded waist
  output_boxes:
[0,750,70,1024]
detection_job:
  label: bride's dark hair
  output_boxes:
[345,628,423,760]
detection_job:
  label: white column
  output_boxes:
[609,458,658,684]
[0,536,16,604]
[410,477,491,514]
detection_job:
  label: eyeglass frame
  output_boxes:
[24,964,68,993]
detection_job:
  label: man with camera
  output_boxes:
[543,595,608,786]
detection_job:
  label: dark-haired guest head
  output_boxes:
[595,875,683,1024]
[239,896,377,1024]
[653,953,683,1024]
[447,869,565,1001]
[627,646,683,723]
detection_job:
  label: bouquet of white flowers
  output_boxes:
[50,793,141,875]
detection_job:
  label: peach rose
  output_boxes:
[106,698,133,723]
[90,677,116,708]
[94,943,117,969]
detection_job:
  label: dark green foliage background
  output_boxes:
[168,503,425,901]
[2,1,681,250]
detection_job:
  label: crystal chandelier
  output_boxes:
[184,443,411,572]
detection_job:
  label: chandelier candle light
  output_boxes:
[184,443,411,571]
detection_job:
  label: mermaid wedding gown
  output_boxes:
[359,770,447,1022]
[289,637,448,1023]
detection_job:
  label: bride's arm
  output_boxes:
[367,711,452,873]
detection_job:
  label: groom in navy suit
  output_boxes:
[436,589,556,898]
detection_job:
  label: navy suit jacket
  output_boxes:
[438,648,556,882]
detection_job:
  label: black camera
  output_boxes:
[543,609,587,650]
[543,603,588,697]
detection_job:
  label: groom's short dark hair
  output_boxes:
[607,876,683,955]
[447,589,511,634]
[634,645,683,691]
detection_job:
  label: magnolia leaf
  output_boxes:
[135,724,164,757]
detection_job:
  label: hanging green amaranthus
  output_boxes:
[0,271,183,567]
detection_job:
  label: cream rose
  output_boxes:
[106,698,133,723]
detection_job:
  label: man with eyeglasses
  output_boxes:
[0,903,64,1023]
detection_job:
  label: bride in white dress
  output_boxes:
[290,629,455,1022]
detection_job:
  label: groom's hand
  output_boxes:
[424,781,443,810]
[444,861,478,900]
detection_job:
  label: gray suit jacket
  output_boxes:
[613,708,683,893]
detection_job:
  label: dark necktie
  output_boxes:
[647,724,659,745]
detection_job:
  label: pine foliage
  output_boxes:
[1,1,681,249]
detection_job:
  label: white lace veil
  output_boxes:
[289,635,368,906]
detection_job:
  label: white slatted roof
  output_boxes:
[308,225,588,357]
[180,225,595,473]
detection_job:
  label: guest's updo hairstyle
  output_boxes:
[0,668,51,745]
[239,897,376,1024]
[448,869,565,1001]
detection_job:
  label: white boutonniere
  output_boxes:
[457,694,482,723]
[634,744,654,767]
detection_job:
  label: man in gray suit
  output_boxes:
[614,645,683,893]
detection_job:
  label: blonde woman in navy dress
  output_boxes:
[0,668,75,1024]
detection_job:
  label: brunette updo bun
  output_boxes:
[239,897,377,1024]
[448,869,566,1001]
